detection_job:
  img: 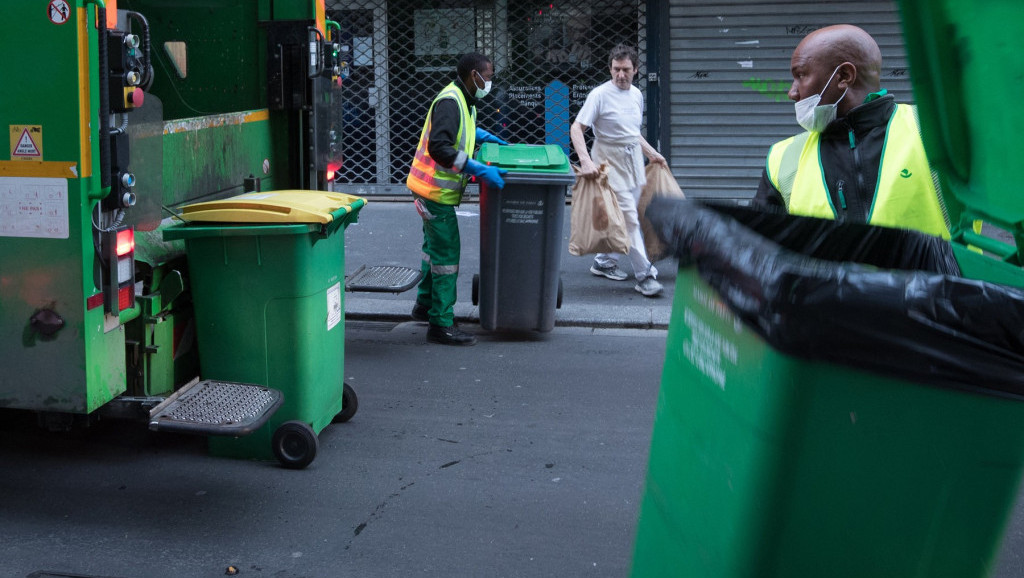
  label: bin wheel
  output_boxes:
[272,420,318,470]
[333,382,359,423]
[472,274,480,306]
[557,278,563,309]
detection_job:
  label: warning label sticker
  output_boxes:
[0,177,69,239]
[326,282,342,331]
[10,125,43,160]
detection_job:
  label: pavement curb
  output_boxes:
[344,295,671,330]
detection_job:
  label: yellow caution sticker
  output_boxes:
[10,125,43,161]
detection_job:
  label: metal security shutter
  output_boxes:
[328,0,647,196]
[664,0,913,202]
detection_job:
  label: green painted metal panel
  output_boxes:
[130,0,319,121]
[129,0,269,119]
[161,110,287,207]
[269,0,319,21]
[0,2,127,413]
[0,2,82,164]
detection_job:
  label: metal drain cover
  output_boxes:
[149,379,283,437]
[346,265,422,293]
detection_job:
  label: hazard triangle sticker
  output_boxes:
[14,130,40,156]
[10,125,43,160]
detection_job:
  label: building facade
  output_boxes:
[328,0,910,202]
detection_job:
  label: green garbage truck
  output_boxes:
[0,0,360,468]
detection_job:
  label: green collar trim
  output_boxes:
[863,89,889,104]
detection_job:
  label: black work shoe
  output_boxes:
[411,302,429,322]
[427,324,478,346]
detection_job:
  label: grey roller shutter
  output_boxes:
[664,0,913,202]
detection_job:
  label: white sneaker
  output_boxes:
[590,262,628,281]
[635,277,663,297]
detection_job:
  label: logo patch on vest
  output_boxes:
[900,169,913,178]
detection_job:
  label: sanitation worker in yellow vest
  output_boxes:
[406,52,507,346]
[753,24,951,239]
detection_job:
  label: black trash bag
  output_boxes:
[647,197,1024,398]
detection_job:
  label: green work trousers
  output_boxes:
[414,196,461,327]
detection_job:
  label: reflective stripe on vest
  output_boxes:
[766,104,950,238]
[406,82,477,205]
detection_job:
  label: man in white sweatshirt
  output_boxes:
[570,43,667,297]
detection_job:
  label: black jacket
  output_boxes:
[753,94,898,223]
[426,80,477,170]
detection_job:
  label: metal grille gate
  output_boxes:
[327,0,648,195]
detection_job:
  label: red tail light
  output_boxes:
[116,228,134,256]
[326,161,342,182]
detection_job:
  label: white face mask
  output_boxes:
[473,70,492,99]
[794,65,848,132]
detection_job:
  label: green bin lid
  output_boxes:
[476,143,571,174]
[178,190,365,224]
[899,0,1024,259]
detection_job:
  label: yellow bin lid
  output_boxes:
[180,190,365,224]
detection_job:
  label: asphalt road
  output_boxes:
[3,196,1024,577]
[0,322,665,578]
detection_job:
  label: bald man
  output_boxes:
[753,25,951,238]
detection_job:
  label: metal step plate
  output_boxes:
[149,380,283,437]
[346,264,422,293]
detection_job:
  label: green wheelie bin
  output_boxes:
[163,190,365,469]
[632,1,1024,576]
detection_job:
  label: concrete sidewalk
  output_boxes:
[340,197,677,330]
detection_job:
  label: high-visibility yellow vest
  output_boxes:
[407,82,477,205]
[766,104,951,239]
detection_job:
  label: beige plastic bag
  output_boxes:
[639,163,686,262]
[568,164,630,256]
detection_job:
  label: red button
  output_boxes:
[128,88,144,107]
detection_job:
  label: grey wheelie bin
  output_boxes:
[473,143,575,332]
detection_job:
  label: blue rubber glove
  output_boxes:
[475,127,509,146]
[464,158,507,189]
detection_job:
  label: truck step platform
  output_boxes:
[149,379,283,437]
[346,264,422,293]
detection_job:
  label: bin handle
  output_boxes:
[959,230,1019,263]
[308,26,325,79]
[326,198,366,221]
[317,198,366,236]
